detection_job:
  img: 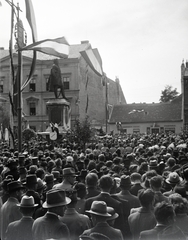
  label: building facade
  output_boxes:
[109,61,188,135]
[0,41,126,133]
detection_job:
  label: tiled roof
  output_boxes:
[0,42,90,61]
[109,95,182,123]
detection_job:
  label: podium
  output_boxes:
[46,98,71,133]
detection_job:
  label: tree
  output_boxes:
[72,116,92,149]
[22,128,37,142]
[159,85,179,103]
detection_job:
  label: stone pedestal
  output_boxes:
[46,99,71,133]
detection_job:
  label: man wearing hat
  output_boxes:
[5,195,38,240]
[115,175,140,209]
[25,174,42,218]
[81,201,123,240]
[32,189,71,240]
[163,172,183,197]
[43,173,55,200]
[1,181,25,240]
[53,167,77,190]
[85,175,127,239]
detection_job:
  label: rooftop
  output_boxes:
[109,95,182,123]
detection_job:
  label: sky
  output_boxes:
[0,0,188,104]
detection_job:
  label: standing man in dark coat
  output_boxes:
[32,189,71,240]
[140,201,186,240]
[5,195,38,240]
[48,59,66,99]
[82,201,123,240]
[85,175,126,238]
[1,181,25,240]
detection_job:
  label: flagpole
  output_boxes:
[9,0,14,149]
[16,3,23,153]
[105,75,108,134]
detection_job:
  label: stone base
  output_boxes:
[46,98,71,132]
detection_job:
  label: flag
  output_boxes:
[85,65,89,90]
[85,94,89,113]
[5,128,9,141]
[80,48,103,77]
[25,0,37,42]
[20,37,70,58]
[21,51,37,91]
[21,0,38,91]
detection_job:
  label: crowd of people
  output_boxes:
[0,132,188,240]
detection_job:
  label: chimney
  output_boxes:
[115,76,119,84]
[186,61,188,68]
[81,40,89,44]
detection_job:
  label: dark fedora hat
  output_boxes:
[120,175,132,187]
[7,181,25,193]
[86,201,111,217]
[17,195,38,208]
[51,171,60,181]
[42,189,71,208]
[44,174,54,183]
[26,174,37,185]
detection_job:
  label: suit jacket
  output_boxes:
[1,197,22,240]
[175,214,188,236]
[130,183,143,196]
[111,195,131,239]
[128,207,157,240]
[60,208,91,240]
[115,190,140,209]
[82,222,123,240]
[32,212,70,240]
[153,191,169,205]
[85,186,100,199]
[5,216,34,240]
[139,225,167,240]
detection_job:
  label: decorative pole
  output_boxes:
[15,3,25,152]
[105,75,108,134]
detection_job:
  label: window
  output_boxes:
[0,78,4,92]
[133,128,140,134]
[45,75,50,91]
[63,76,70,90]
[30,102,36,115]
[30,78,36,91]
[146,127,150,134]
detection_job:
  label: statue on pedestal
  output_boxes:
[48,59,67,99]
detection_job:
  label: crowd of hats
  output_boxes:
[1,133,188,213]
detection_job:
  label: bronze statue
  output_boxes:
[48,59,67,99]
